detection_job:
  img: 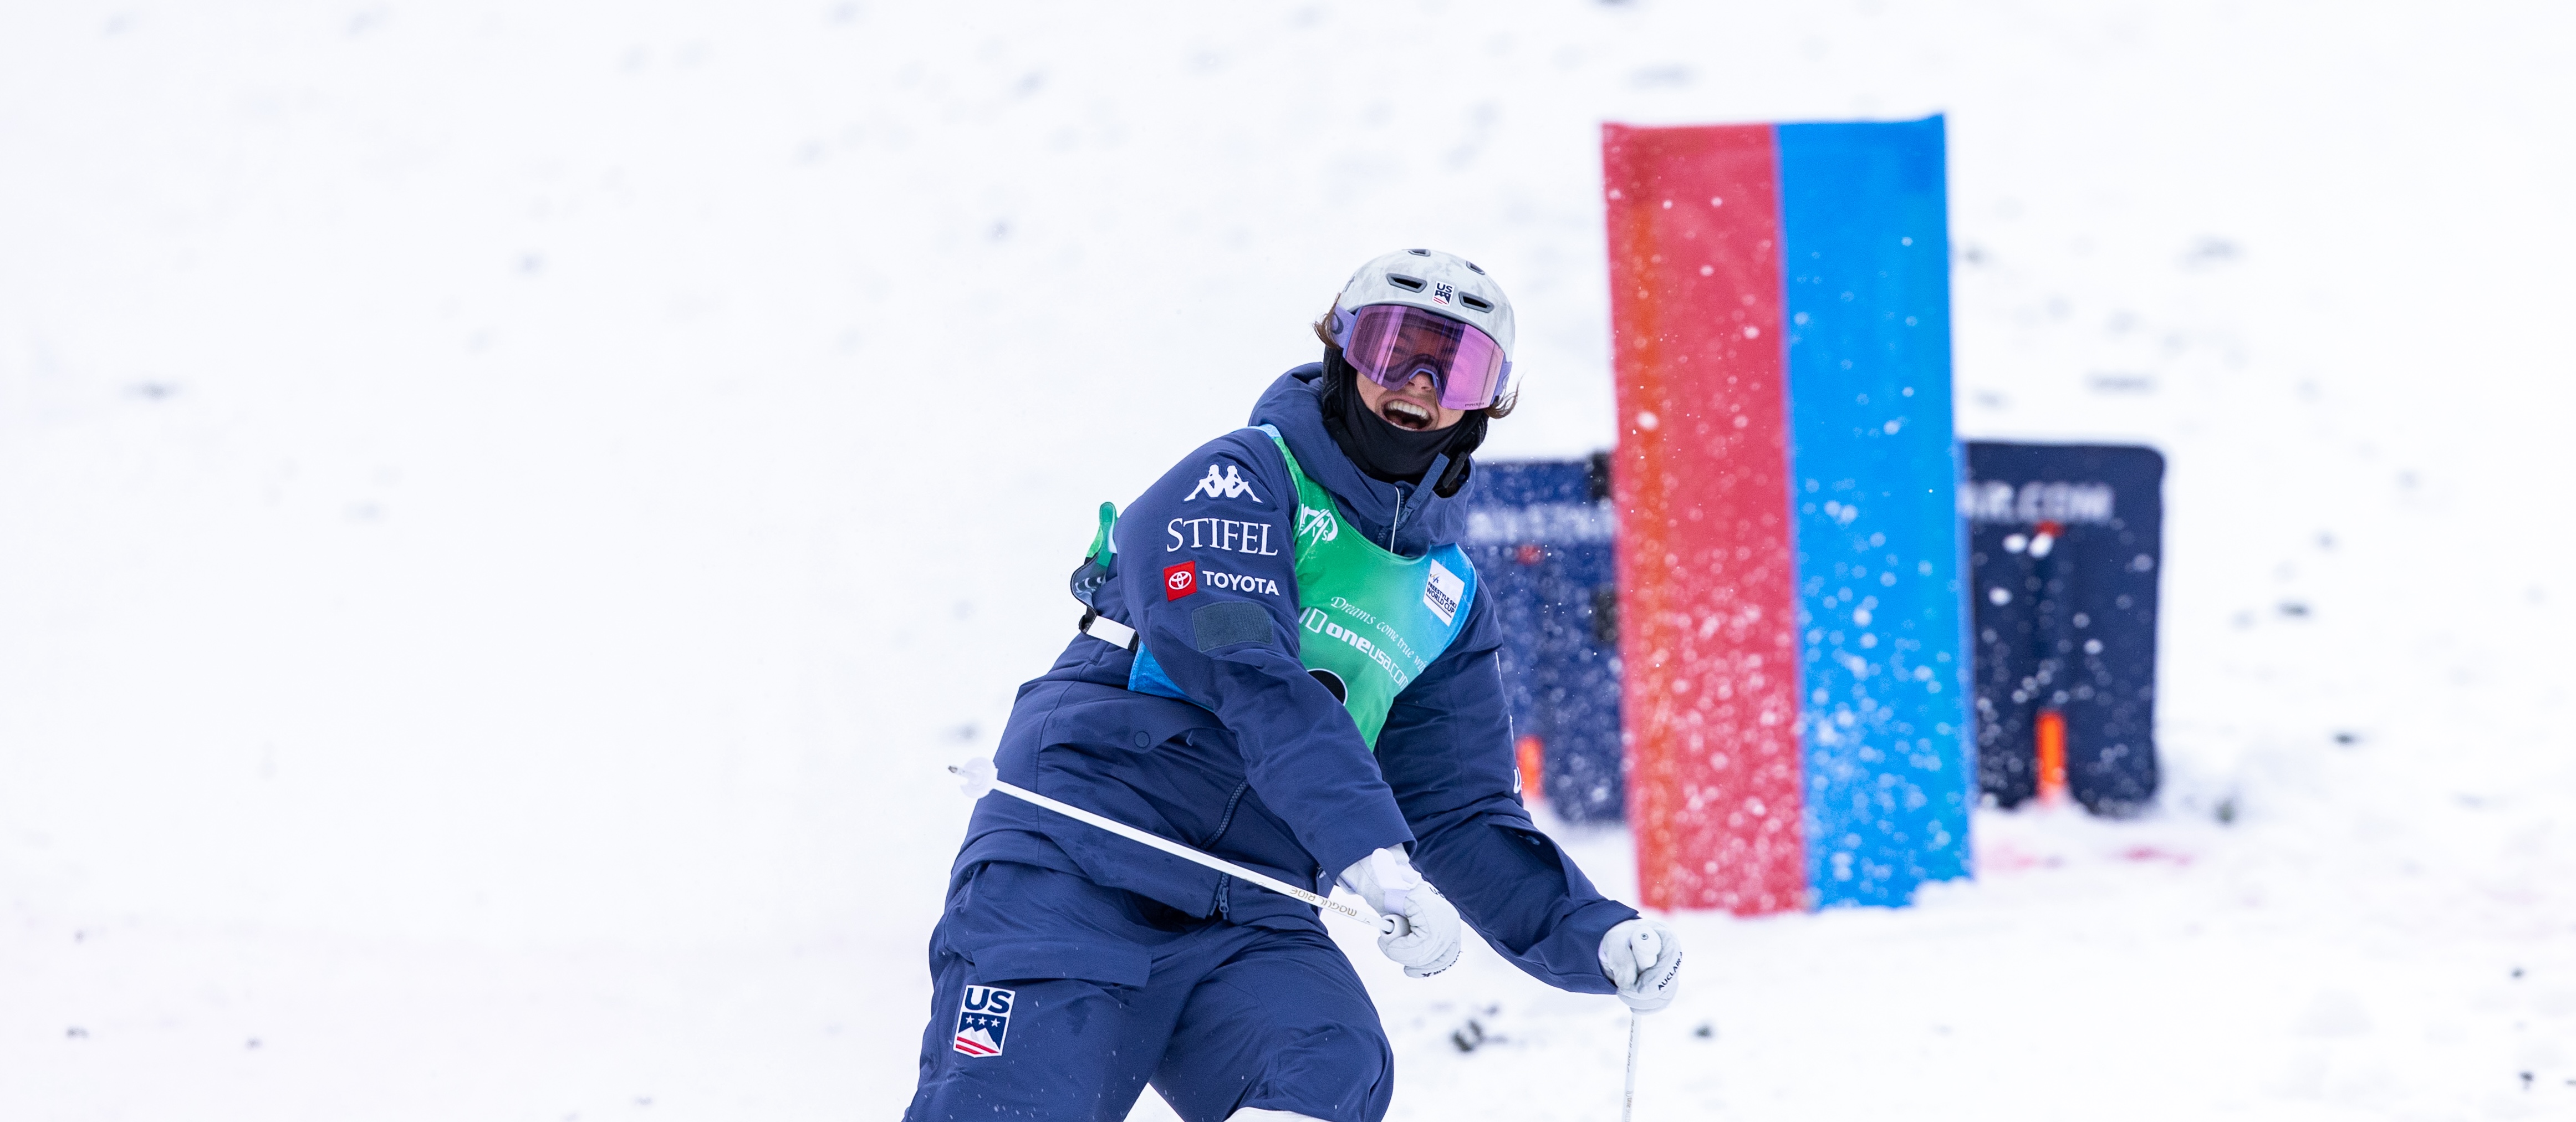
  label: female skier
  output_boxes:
[904,249,1681,1122]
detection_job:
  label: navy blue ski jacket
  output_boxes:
[952,364,1634,994]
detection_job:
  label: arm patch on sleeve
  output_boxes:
[1190,600,1273,651]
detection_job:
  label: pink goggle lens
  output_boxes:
[1340,304,1510,411]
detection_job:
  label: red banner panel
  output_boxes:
[1603,124,1807,914]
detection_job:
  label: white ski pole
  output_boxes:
[1622,1011,1642,1122]
[948,757,1409,937]
[1621,926,1657,1122]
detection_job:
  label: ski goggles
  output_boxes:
[1332,303,1513,411]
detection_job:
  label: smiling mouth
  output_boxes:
[1380,397,1435,430]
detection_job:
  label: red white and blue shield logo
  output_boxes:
[953,985,1014,1057]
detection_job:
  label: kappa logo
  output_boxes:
[1297,504,1340,545]
[1185,463,1262,503]
[953,985,1014,1058]
[1164,560,1198,600]
[1431,282,1453,307]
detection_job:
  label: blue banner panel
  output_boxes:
[1461,458,1626,823]
[1777,117,1973,906]
[1963,442,2165,815]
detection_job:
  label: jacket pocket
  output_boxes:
[1484,820,1578,881]
[965,940,1152,988]
[1041,682,1227,754]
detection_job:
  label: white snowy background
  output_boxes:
[4,1,2572,1119]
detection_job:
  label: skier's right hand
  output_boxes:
[1339,846,1463,977]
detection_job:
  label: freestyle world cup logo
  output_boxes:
[1297,504,1339,545]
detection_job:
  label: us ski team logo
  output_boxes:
[1431,282,1453,306]
[953,985,1014,1057]
[1185,463,1261,502]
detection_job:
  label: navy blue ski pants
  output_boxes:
[901,861,1393,1122]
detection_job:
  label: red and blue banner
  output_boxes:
[1605,116,1972,912]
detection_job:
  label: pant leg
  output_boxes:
[1149,926,1393,1122]
[903,862,1200,1122]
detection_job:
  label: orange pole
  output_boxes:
[1516,736,1547,804]
[2035,710,2068,805]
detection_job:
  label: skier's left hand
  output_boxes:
[1340,846,1463,977]
[1600,917,1682,1012]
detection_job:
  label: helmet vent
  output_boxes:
[1406,248,1431,256]
[1458,294,1494,313]
[1465,261,1486,275]
[1386,273,1427,292]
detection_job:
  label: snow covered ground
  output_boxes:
[4,1,2572,1118]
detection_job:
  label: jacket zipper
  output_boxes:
[1207,782,1252,920]
[1387,481,1411,549]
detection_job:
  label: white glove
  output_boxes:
[1339,846,1462,978]
[1599,917,1682,1012]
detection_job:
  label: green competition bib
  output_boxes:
[1118,426,1481,747]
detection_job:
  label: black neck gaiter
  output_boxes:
[1319,353,1472,485]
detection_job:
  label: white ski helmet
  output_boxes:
[1323,248,1518,411]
